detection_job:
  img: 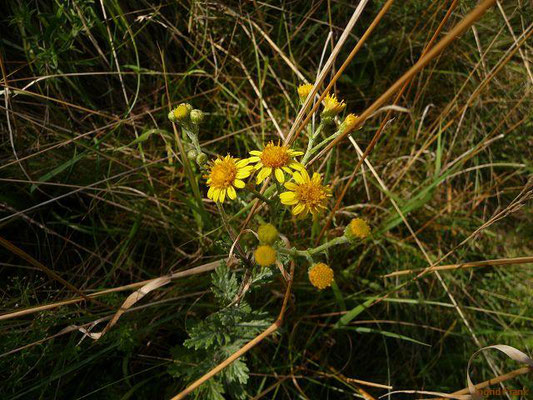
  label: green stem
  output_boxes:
[216,203,251,268]
[302,122,325,164]
[279,236,348,258]
[308,128,343,156]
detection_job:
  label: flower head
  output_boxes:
[257,223,279,245]
[339,113,358,134]
[190,109,204,124]
[297,83,314,103]
[254,245,277,267]
[168,103,192,122]
[308,263,334,290]
[249,141,305,184]
[345,218,370,241]
[279,169,331,217]
[205,155,252,203]
[322,94,346,118]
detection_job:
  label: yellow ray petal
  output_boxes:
[234,179,245,188]
[300,168,310,182]
[293,171,304,184]
[289,150,304,156]
[236,159,251,167]
[292,203,305,215]
[250,150,262,156]
[284,182,298,191]
[236,166,252,179]
[219,188,226,203]
[227,186,237,199]
[289,162,305,171]
[280,191,298,205]
[256,167,272,184]
[274,168,285,183]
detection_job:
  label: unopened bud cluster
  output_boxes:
[168,103,206,166]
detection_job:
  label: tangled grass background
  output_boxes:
[1,0,532,398]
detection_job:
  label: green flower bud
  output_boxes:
[187,149,197,160]
[257,223,278,245]
[190,109,205,124]
[196,152,208,165]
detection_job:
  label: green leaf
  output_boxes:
[334,297,376,328]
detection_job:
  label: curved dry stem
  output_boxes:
[0,259,225,322]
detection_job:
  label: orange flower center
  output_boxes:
[209,159,237,188]
[260,145,290,168]
[295,182,327,209]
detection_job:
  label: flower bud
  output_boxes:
[344,218,370,241]
[297,83,314,104]
[187,149,197,160]
[339,113,358,134]
[170,103,192,123]
[190,109,205,124]
[308,263,334,290]
[321,94,346,118]
[257,223,278,245]
[254,245,277,267]
[196,152,208,166]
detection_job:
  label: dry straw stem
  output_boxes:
[307,0,498,165]
[444,367,532,399]
[0,259,224,322]
[238,0,371,232]
[315,0,459,244]
[170,260,296,400]
[283,0,370,145]
[383,256,533,278]
[286,0,395,146]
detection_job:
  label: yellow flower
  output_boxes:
[249,141,305,184]
[339,113,358,134]
[345,218,370,240]
[297,83,314,103]
[279,169,331,217]
[205,155,253,203]
[254,245,277,267]
[168,103,192,122]
[308,263,334,290]
[322,94,346,118]
[257,223,278,245]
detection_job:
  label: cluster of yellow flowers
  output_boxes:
[204,141,332,217]
[201,84,362,215]
[170,85,370,291]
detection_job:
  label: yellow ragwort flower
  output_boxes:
[168,103,192,122]
[297,83,314,103]
[249,141,305,184]
[308,263,334,290]
[205,155,253,203]
[257,223,279,245]
[322,94,346,118]
[279,169,331,217]
[254,245,277,267]
[339,113,358,134]
[345,218,370,240]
